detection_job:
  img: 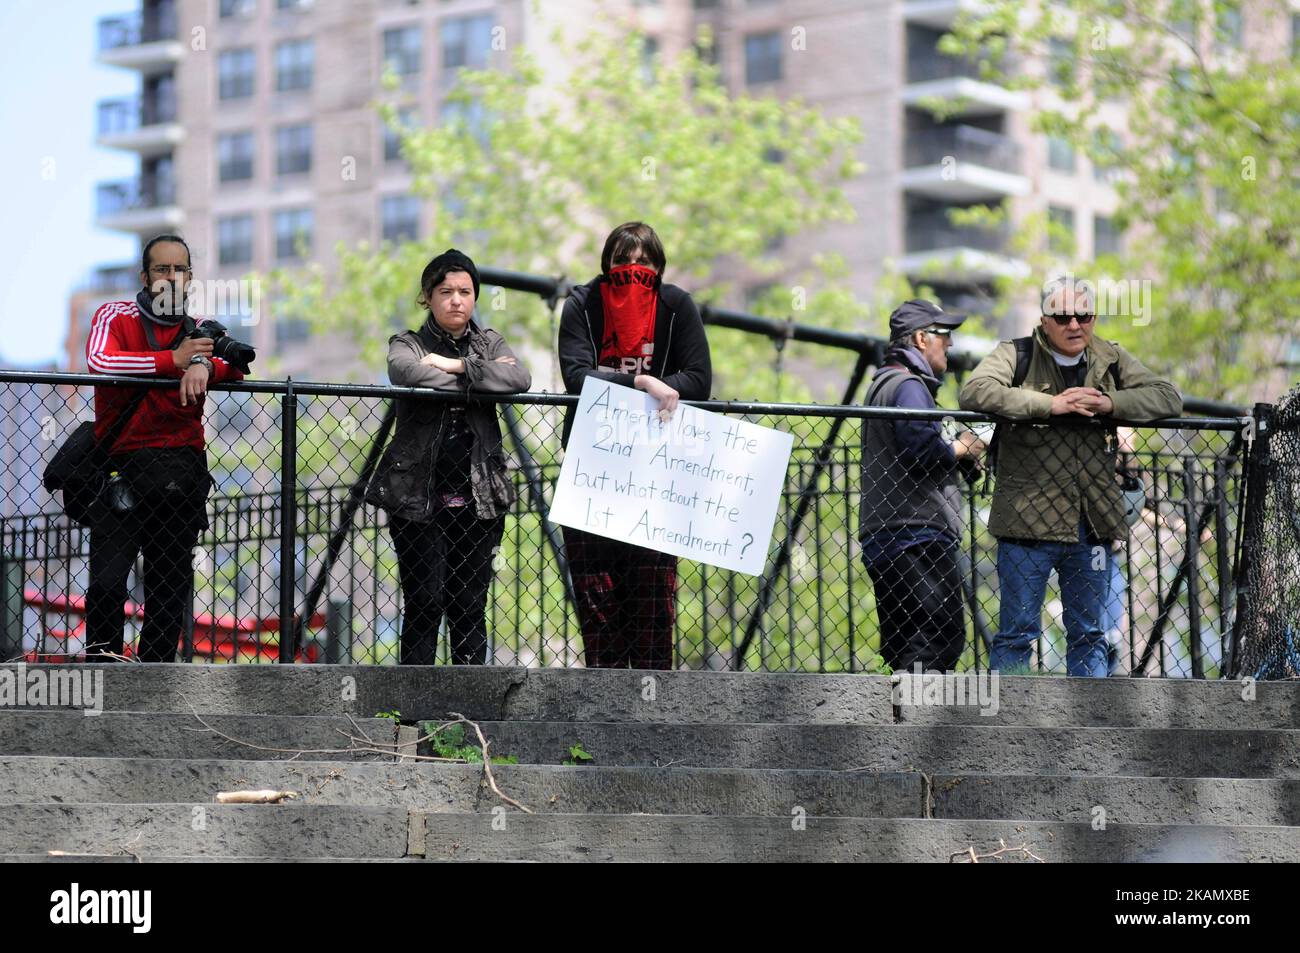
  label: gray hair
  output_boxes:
[1041,276,1095,316]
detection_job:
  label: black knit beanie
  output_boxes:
[421,248,480,300]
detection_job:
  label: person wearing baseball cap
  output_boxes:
[858,299,984,673]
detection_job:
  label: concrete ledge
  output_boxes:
[0,804,410,858]
[0,712,400,761]
[0,665,896,724]
[0,756,924,817]
[446,721,1300,777]
[417,813,1300,862]
[929,773,1300,827]
[5,664,1295,727]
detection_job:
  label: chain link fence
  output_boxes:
[0,370,1248,676]
[1233,386,1300,679]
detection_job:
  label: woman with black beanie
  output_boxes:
[365,249,531,664]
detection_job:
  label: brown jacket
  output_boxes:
[958,329,1182,543]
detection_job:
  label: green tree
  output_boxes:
[272,24,872,401]
[937,0,1300,402]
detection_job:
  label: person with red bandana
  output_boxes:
[557,222,713,669]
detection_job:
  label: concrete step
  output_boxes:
[4,804,1296,862]
[3,756,1297,826]
[412,814,1300,862]
[2,663,1295,728]
[0,711,402,761]
[2,855,422,863]
[7,712,1298,779]
[928,774,1300,827]
[439,721,1300,777]
[0,804,409,859]
[0,756,923,818]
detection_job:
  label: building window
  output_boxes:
[275,313,310,345]
[220,0,254,17]
[744,32,783,85]
[1092,128,1122,183]
[217,214,254,266]
[441,97,487,146]
[1048,205,1075,254]
[218,48,255,100]
[274,208,313,260]
[1293,15,1300,59]
[1093,215,1121,257]
[1217,7,1243,48]
[641,36,659,84]
[275,38,314,92]
[384,26,422,76]
[381,195,421,243]
[277,0,310,10]
[275,123,312,175]
[1047,135,1075,174]
[1048,37,1074,88]
[440,14,494,83]
[217,131,255,182]
[693,0,720,7]
[383,107,418,163]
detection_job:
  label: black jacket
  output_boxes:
[557,275,712,445]
[365,318,531,521]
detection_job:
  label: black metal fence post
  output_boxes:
[278,379,298,664]
[1228,403,1274,679]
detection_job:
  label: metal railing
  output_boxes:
[96,176,177,218]
[0,370,1247,676]
[905,124,1023,175]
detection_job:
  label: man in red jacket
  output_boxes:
[84,235,245,661]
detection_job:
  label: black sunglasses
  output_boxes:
[1044,312,1096,326]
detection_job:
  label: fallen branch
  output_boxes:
[176,697,532,813]
[949,839,1045,863]
[215,790,299,804]
[447,711,533,814]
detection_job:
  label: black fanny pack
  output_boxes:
[110,446,211,504]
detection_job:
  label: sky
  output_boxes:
[0,0,142,368]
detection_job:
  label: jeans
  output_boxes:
[863,536,965,673]
[390,507,504,665]
[992,524,1110,677]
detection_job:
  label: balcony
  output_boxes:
[97,9,183,72]
[903,0,989,30]
[96,95,183,156]
[900,124,1030,202]
[904,47,1028,117]
[88,264,139,295]
[95,175,182,235]
[898,209,1029,283]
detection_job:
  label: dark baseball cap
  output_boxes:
[888,299,965,338]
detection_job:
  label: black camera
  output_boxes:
[190,321,256,374]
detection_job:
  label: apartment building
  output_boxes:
[84,0,1296,393]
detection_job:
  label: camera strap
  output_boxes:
[139,311,196,352]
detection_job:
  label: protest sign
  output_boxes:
[550,379,793,576]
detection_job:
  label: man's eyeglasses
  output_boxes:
[1044,312,1095,326]
[922,326,952,337]
[149,265,191,277]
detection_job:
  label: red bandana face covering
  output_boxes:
[598,264,659,375]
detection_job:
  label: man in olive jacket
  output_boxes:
[958,277,1182,675]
